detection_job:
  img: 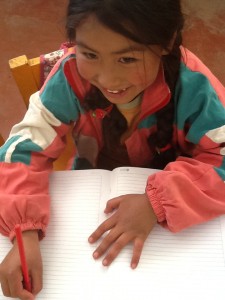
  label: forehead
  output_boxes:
[75,14,147,54]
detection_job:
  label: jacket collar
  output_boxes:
[139,64,171,120]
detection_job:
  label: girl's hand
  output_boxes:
[88,193,157,269]
[0,230,43,300]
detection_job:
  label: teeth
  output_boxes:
[108,90,120,94]
[107,88,127,94]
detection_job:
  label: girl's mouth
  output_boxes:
[102,87,130,99]
[106,88,127,94]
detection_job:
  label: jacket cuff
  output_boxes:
[9,222,47,242]
[145,183,165,223]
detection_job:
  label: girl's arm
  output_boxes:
[147,66,225,232]
[0,54,84,299]
[146,157,225,232]
[0,54,81,241]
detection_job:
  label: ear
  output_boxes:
[162,31,177,55]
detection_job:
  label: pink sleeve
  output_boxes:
[146,157,225,232]
[0,162,50,241]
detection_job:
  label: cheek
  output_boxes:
[128,69,157,87]
[127,71,145,85]
[128,59,161,87]
[76,59,94,81]
[141,61,161,86]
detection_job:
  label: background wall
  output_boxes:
[182,0,225,82]
[0,0,225,139]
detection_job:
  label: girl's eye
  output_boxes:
[82,52,97,60]
[119,57,138,64]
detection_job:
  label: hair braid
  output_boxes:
[83,87,127,149]
[148,32,182,169]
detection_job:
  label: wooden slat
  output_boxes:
[0,134,4,146]
[53,127,75,170]
[9,55,38,107]
[28,57,41,89]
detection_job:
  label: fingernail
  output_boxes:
[93,252,99,259]
[131,263,137,269]
[88,236,93,243]
[103,259,108,266]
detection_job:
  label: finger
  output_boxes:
[88,213,116,243]
[7,268,34,300]
[130,238,145,269]
[14,277,35,300]
[17,289,35,300]
[10,280,34,300]
[1,277,34,300]
[92,227,122,259]
[0,278,11,297]
[104,196,123,213]
[102,233,133,267]
[30,267,43,296]
[7,269,24,298]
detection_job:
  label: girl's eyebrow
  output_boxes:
[76,41,145,55]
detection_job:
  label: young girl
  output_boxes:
[0,0,225,299]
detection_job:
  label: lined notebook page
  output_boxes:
[0,167,225,300]
[108,167,225,272]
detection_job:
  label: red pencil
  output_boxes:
[15,224,32,292]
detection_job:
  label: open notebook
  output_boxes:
[0,167,225,300]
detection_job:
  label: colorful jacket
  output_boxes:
[0,47,225,240]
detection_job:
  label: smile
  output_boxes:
[106,88,127,94]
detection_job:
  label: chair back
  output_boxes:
[8,48,75,170]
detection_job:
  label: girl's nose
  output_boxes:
[96,67,121,89]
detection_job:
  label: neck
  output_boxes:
[116,93,142,110]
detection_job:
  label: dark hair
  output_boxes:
[66,0,184,169]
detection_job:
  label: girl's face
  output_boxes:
[75,14,164,105]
